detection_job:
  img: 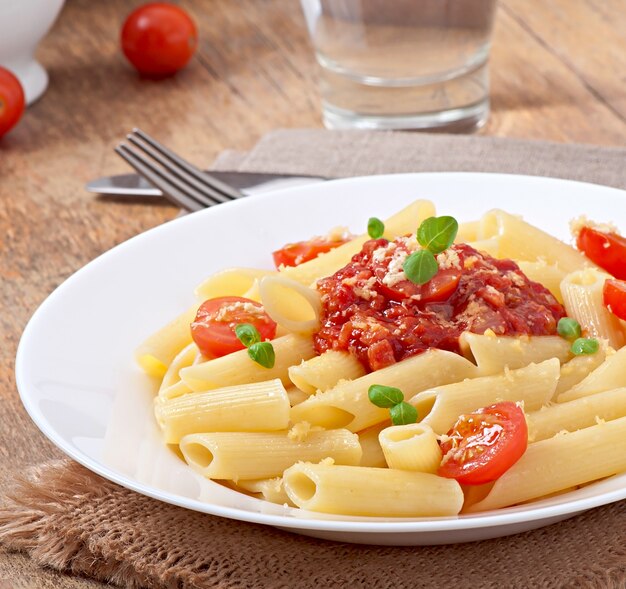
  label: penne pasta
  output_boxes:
[283,462,463,517]
[517,260,566,304]
[357,422,388,468]
[412,359,560,434]
[379,423,442,473]
[194,267,274,301]
[560,269,626,349]
[288,350,366,395]
[479,209,595,273]
[180,334,316,391]
[180,429,361,480]
[465,236,500,257]
[158,379,193,401]
[155,379,290,443]
[235,478,295,507]
[460,333,571,376]
[290,349,478,432]
[558,345,626,402]
[158,342,199,393]
[135,304,198,378]
[466,416,626,512]
[527,387,626,442]
[258,275,322,334]
[554,347,607,397]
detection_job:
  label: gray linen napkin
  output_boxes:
[213,129,626,190]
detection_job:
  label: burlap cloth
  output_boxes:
[2,130,626,589]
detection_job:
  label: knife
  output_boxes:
[86,171,327,198]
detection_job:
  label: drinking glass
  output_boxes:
[300,0,497,131]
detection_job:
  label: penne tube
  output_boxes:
[286,386,310,407]
[159,342,199,393]
[290,349,478,432]
[135,304,198,378]
[517,260,566,304]
[466,416,626,512]
[560,269,626,349]
[413,359,560,434]
[258,275,321,334]
[479,209,595,273]
[527,387,626,442]
[155,379,290,443]
[460,333,571,376]
[180,429,361,480]
[180,334,316,391]
[235,477,295,506]
[283,462,463,517]
[194,267,273,301]
[466,236,500,257]
[554,347,607,397]
[288,350,366,395]
[280,199,436,286]
[357,422,388,468]
[455,220,480,243]
[558,345,626,402]
[158,379,193,401]
[379,423,442,473]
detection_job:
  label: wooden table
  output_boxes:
[1,0,624,586]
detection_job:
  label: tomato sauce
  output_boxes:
[314,237,566,372]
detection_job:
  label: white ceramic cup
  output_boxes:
[0,0,65,104]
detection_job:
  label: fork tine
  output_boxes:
[115,145,208,212]
[127,133,231,205]
[132,128,243,199]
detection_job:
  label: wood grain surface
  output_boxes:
[1,0,625,586]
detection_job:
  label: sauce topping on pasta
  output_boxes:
[314,238,565,371]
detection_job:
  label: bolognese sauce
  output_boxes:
[314,236,565,372]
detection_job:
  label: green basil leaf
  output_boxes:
[235,323,261,348]
[367,217,385,239]
[417,216,459,254]
[390,401,418,426]
[403,250,438,285]
[557,317,582,341]
[248,342,275,368]
[570,337,599,356]
[368,384,404,408]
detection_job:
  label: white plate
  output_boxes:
[16,173,626,546]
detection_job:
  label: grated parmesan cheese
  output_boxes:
[326,225,352,242]
[353,276,378,300]
[288,421,313,442]
[437,248,461,270]
[382,248,410,287]
[214,301,265,322]
[569,215,619,239]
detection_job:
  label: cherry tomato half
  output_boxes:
[603,279,626,321]
[272,237,348,269]
[377,267,461,304]
[0,67,25,137]
[438,401,528,486]
[576,226,626,280]
[121,3,197,76]
[191,296,277,358]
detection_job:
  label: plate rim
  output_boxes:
[15,171,626,535]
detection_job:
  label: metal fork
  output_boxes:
[115,128,244,212]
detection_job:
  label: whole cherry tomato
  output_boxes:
[191,296,277,358]
[438,401,528,485]
[0,67,25,137]
[121,3,197,76]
